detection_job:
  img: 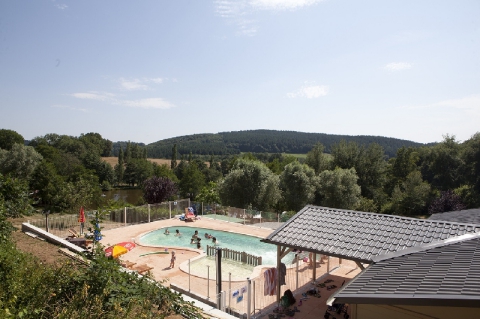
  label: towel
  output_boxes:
[279,262,287,286]
[264,267,277,296]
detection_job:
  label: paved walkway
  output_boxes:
[100,218,361,319]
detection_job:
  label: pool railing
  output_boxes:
[206,245,262,266]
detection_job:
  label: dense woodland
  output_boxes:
[1,128,479,219]
[145,130,428,158]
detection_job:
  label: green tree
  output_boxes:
[196,181,221,205]
[218,159,281,210]
[153,163,178,182]
[280,161,318,211]
[171,144,178,169]
[179,163,205,200]
[384,171,431,215]
[305,142,331,175]
[115,148,125,184]
[419,135,463,191]
[332,141,386,201]
[0,129,24,150]
[461,132,480,194]
[317,167,361,209]
[0,143,43,181]
[0,173,35,217]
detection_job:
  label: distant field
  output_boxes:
[102,157,174,167]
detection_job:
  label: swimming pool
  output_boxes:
[139,226,294,265]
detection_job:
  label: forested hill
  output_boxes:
[147,130,427,158]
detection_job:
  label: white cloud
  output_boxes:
[51,104,88,112]
[70,84,176,110]
[288,84,329,99]
[150,78,164,84]
[120,78,149,91]
[121,98,175,109]
[119,77,170,90]
[403,95,480,116]
[214,0,322,36]
[71,92,114,101]
[384,62,412,71]
[55,4,68,10]
[250,0,324,10]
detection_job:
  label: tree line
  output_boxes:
[146,129,427,158]
[1,128,479,219]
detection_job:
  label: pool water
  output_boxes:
[139,226,294,265]
[188,256,254,280]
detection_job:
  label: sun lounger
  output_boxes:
[132,264,153,274]
[68,228,80,237]
[121,260,137,269]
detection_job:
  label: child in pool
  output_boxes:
[175,229,182,237]
[212,237,220,245]
[164,228,170,235]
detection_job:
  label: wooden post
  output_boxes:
[277,245,281,304]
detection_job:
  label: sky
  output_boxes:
[1,0,479,145]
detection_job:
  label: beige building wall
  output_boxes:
[354,304,480,319]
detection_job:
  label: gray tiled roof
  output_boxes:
[331,234,480,307]
[262,206,480,263]
[429,208,480,225]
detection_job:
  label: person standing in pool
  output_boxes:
[212,237,220,245]
[164,228,170,235]
[175,229,182,237]
[170,251,176,268]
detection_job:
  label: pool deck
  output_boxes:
[100,217,361,319]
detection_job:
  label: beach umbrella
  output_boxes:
[105,242,136,258]
[78,206,86,234]
[78,206,86,223]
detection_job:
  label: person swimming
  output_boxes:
[175,229,182,237]
[204,233,212,239]
[212,237,219,245]
[164,228,170,235]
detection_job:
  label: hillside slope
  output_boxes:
[147,129,426,158]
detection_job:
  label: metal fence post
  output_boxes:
[229,272,232,311]
[247,277,251,319]
[169,201,172,219]
[124,207,127,226]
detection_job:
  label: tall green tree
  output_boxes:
[317,167,361,209]
[115,148,125,184]
[305,142,331,175]
[218,159,281,210]
[196,181,221,205]
[171,144,178,169]
[0,143,43,181]
[0,129,24,150]
[179,163,205,200]
[280,161,318,211]
[384,171,431,216]
[331,141,386,201]
[419,135,463,191]
[0,173,35,217]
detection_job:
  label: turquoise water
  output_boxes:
[139,226,292,265]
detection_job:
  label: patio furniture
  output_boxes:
[132,264,154,274]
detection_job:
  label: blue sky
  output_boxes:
[1,0,479,145]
